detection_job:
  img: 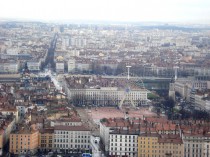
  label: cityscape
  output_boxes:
[0,0,210,157]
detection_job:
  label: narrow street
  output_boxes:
[77,108,100,136]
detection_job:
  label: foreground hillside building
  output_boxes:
[109,129,139,157]
[9,124,39,155]
[54,125,91,153]
[138,133,184,157]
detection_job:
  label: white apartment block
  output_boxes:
[0,63,19,73]
[183,133,210,157]
[109,131,138,157]
[68,50,80,57]
[99,119,132,153]
[27,61,41,72]
[76,62,92,72]
[70,37,87,48]
[63,76,148,107]
[65,87,147,107]
[100,122,113,152]
[56,62,65,73]
[68,59,76,73]
[173,80,208,100]
[54,125,91,152]
[194,94,210,111]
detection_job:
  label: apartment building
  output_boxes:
[27,61,41,72]
[39,128,54,152]
[68,58,76,73]
[54,125,91,153]
[9,125,39,155]
[56,61,65,73]
[109,129,139,157]
[63,76,147,107]
[100,118,131,152]
[0,62,19,73]
[138,133,184,157]
[183,133,210,157]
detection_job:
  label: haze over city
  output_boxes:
[0,0,210,24]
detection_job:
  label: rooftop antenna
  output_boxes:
[126,65,132,80]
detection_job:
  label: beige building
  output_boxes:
[9,125,39,155]
[138,133,184,157]
[39,128,54,152]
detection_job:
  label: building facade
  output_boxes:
[39,129,54,152]
[138,133,184,157]
[54,125,91,153]
[9,127,39,155]
[183,133,210,157]
[109,130,139,157]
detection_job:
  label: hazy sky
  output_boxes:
[0,0,210,23]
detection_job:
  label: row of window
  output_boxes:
[55,131,89,135]
[110,147,136,151]
[139,145,180,149]
[54,135,89,138]
[54,139,89,143]
[41,140,52,143]
[139,150,182,154]
[111,135,137,139]
[40,136,53,139]
[54,144,90,149]
[111,143,136,147]
[111,139,137,143]
[109,152,136,156]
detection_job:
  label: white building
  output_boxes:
[68,59,76,73]
[0,62,19,73]
[76,62,92,73]
[109,130,138,157]
[68,50,80,57]
[70,37,87,48]
[99,118,132,153]
[27,61,41,72]
[63,76,147,107]
[183,133,210,157]
[65,86,147,107]
[62,37,70,50]
[100,122,114,152]
[56,62,65,73]
[54,125,91,152]
[172,79,208,100]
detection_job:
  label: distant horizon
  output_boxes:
[1,17,210,27]
[0,0,210,25]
